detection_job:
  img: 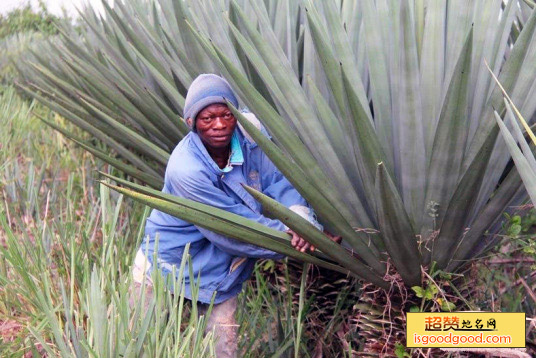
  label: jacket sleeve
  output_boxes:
[260,154,323,230]
[168,168,285,259]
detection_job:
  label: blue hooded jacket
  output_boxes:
[142,120,315,304]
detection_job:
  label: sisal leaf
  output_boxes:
[375,163,421,287]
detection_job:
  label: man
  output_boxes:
[133,74,330,357]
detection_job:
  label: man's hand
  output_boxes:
[324,230,342,244]
[288,230,342,253]
[288,230,315,252]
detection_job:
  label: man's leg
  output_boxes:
[128,280,154,313]
[199,296,239,358]
[129,249,154,312]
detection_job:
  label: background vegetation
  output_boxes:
[0,0,67,85]
[0,1,60,39]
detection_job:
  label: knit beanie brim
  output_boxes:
[183,74,239,131]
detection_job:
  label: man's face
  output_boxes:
[192,103,237,151]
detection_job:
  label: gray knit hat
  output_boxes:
[183,74,239,131]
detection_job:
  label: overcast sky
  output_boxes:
[0,0,106,17]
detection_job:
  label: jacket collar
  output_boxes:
[191,127,248,175]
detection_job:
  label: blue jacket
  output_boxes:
[142,122,313,304]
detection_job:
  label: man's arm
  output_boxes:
[169,168,285,259]
[258,155,345,252]
[260,154,323,230]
